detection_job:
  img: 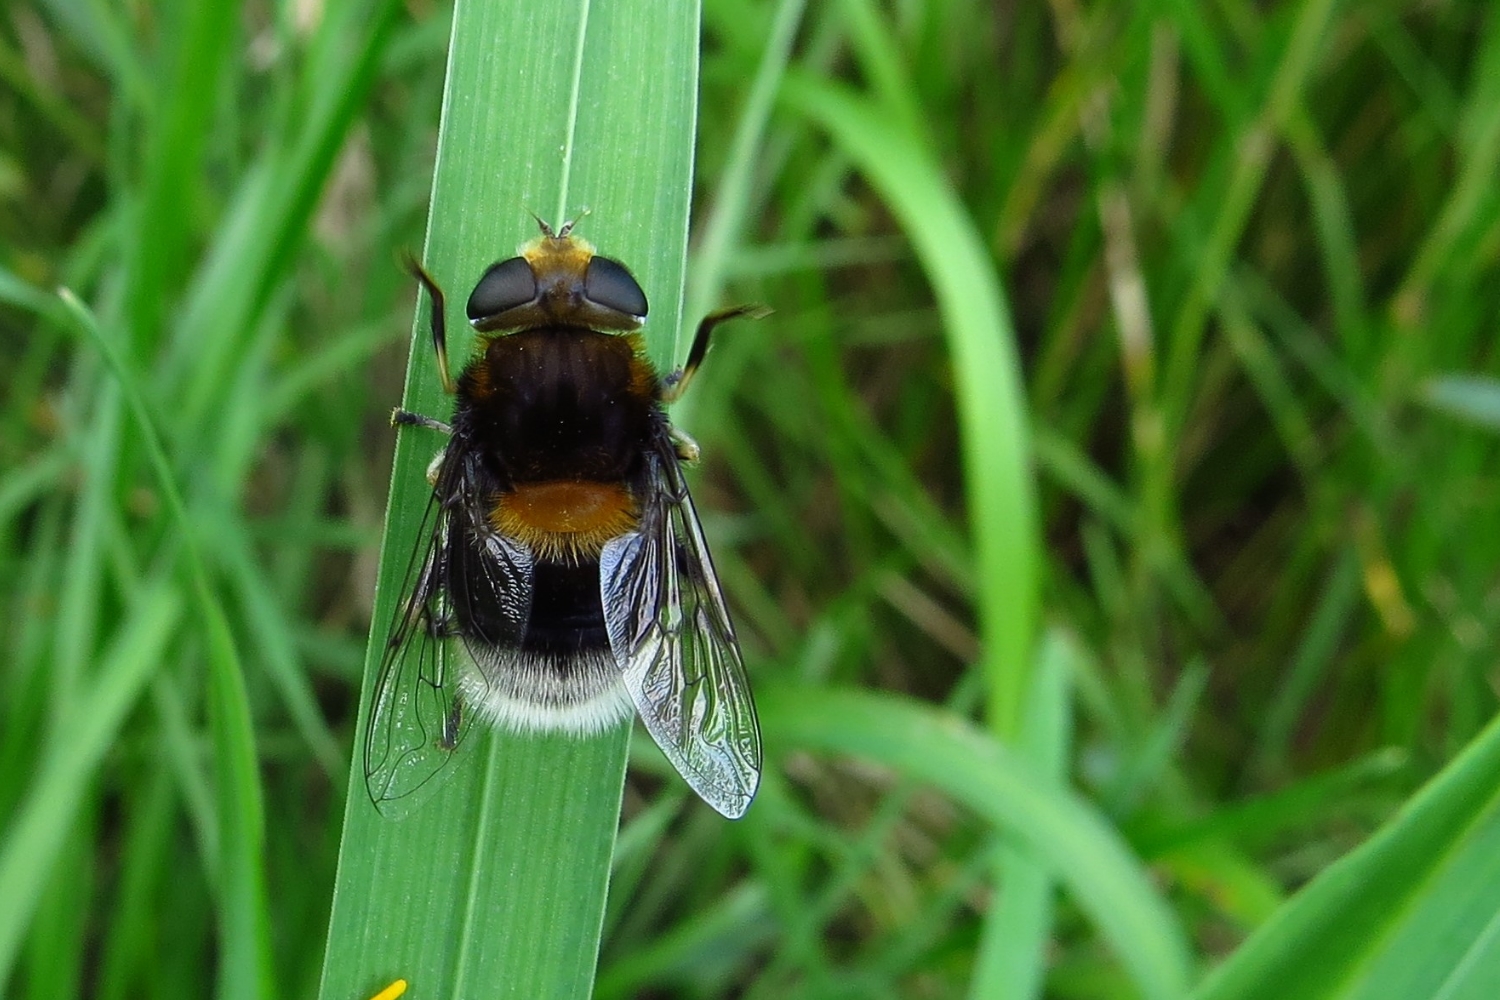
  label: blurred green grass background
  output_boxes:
[6,0,1500,997]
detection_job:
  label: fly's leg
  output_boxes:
[661,304,772,404]
[437,696,464,751]
[670,426,701,464]
[391,409,452,435]
[389,410,450,485]
[422,447,447,486]
[390,411,451,485]
[394,254,454,441]
[401,252,456,394]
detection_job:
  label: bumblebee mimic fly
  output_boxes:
[365,217,765,819]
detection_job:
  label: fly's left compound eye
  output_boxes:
[467,257,538,324]
[584,256,648,319]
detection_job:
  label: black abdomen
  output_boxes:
[526,561,610,660]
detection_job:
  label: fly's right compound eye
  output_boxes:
[583,255,648,320]
[467,257,538,325]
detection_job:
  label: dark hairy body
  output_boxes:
[367,221,763,818]
[449,326,659,667]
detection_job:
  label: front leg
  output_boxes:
[390,409,452,486]
[661,304,772,404]
[401,253,456,395]
[391,408,452,435]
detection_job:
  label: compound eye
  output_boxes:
[584,256,648,318]
[467,257,538,323]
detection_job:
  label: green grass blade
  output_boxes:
[781,74,1039,740]
[760,683,1193,1000]
[319,1,702,997]
[1420,374,1500,434]
[0,583,181,992]
[55,289,275,1000]
[169,0,402,438]
[971,631,1076,1000]
[96,771,177,1000]
[685,0,805,329]
[120,0,235,351]
[780,65,1050,1000]
[1192,711,1500,1000]
[220,521,345,779]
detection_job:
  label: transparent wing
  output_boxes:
[364,449,531,814]
[600,441,761,819]
[363,486,466,813]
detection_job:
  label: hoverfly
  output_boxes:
[364,217,764,819]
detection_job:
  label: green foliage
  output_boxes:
[4,0,1500,998]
